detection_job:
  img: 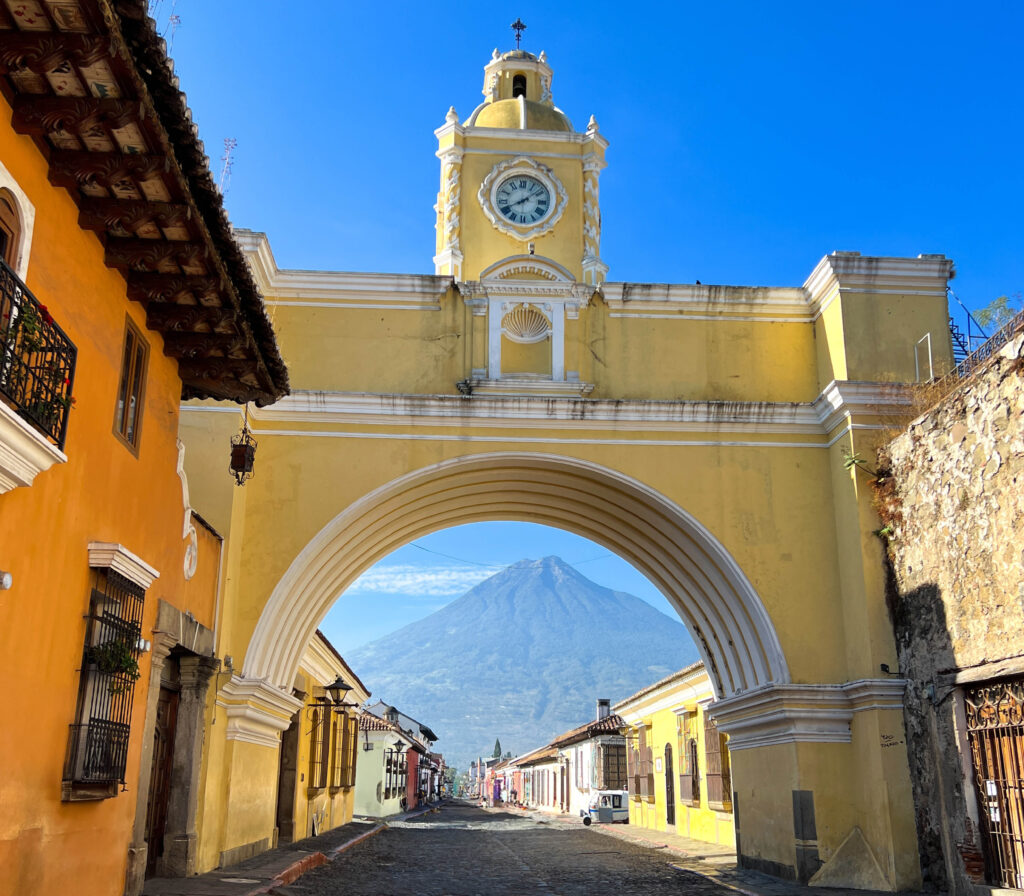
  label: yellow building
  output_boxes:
[176,37,956,892]
[0,4,287,896]
[615,663,735,849]
[275,632,369,844]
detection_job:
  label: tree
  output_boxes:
[492,738,502,759]
[976,294,1021,331]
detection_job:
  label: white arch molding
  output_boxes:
[243,453,790,698]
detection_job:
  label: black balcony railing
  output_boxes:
[0,258,76,449]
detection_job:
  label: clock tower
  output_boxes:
[434,40,608,388]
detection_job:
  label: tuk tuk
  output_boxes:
[581,789,629,825]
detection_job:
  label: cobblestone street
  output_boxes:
[272,804,738,896]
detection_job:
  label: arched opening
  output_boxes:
[243,452,788,698]
[512,73,527,98]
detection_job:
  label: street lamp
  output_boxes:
[325,675,353,706]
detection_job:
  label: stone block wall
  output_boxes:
[883,329,1024,894]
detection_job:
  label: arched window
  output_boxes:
[0,189,22,269]
[512,74,527,98]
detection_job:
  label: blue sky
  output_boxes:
[320,524,673,653]
[156,2,1023,651]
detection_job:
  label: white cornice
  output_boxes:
[210,380,907,439]
[601,282,811,321]
[234,230,451,308]
[614,662,711,719]
[234,234,950,323]
[264,271,451,309]
[803,252,953,317]
[87,542,160,590]
[0,401,67,493]
[709,679,906,751]
[217,676,303,748]
[299,636,371,705]
[461,125,587,145]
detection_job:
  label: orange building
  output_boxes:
[0,3,287,895]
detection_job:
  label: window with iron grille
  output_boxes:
[63,568,145,800]
[384,748,396,800]
[704,716,731,810]
[343,714,358,787]
[113,318,148,451]
[633,725,654,800]
[331,711,358,790]
[330,715,342,789]
[308,704,328,790]
[601,743,627,790]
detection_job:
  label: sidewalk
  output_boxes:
[141,805,440,896]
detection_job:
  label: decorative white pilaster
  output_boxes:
[487,297,502,379]
[551,303,565,381]
[433,123,465,278]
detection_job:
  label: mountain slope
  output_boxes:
[345,556,699,770]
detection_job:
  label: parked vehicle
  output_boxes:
[581,790,629,825]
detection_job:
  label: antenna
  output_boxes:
[166,13,181,53]
[219,138,237,196]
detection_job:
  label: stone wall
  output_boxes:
[883,329,1024,894]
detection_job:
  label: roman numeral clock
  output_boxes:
[478,156,568,240]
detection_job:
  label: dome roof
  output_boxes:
[468,96,573,133]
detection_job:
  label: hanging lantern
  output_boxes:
[229,406,257,486]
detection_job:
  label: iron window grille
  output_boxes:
[966,678,1024,888]
[342,713,357,788]
[704,716,731,810]
[329,713,358,790]
[308,703,329,791]
[601,743,627,791]
[63,568,145,796]
[330,715,343,789]
[0,256,77,449]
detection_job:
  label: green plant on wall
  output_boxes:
[86,637,140,695]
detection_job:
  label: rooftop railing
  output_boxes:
[0,258,76,449]
[933,307,1024,404]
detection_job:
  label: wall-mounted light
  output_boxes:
[229,405,257,487]
[326,675,353,707]
[0,570,12,590]
[136,637,152,653]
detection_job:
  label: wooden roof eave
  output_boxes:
[0,0,289,406]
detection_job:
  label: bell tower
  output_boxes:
[433,41,608,285]
[433,32,608,392]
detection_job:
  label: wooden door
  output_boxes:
[276,715,300,844]
[145,685,178,877]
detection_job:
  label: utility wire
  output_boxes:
[407,541,499,568]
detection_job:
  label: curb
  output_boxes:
[668,863,764,896]
[244,823,387,895]
[328,822,387,859]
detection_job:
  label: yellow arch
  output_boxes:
[243,452,789,698]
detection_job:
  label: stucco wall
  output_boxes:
[884,329,1024,894]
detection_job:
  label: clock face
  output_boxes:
[495,174,551,226]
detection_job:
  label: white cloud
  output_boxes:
[345,564,501,597]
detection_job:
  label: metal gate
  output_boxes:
[966,678,1024,888]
